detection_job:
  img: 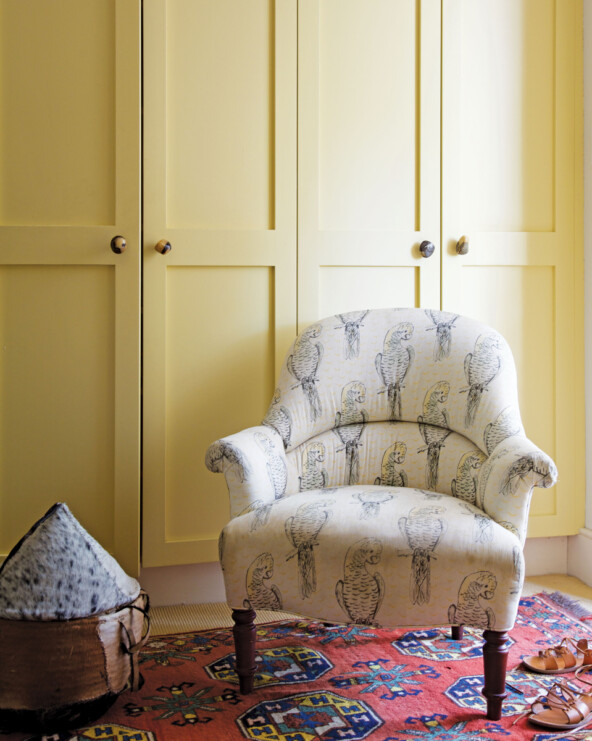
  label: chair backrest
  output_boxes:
[262,308,525,470]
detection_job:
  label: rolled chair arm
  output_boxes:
[205,426,288,518]
[478,436,558,544]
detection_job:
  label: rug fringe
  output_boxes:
[543,591,592,621]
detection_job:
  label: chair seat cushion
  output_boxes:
[219,485,523,631]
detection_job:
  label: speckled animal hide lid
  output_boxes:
[0,503,140,620]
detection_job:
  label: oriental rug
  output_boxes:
[3,593,592,741]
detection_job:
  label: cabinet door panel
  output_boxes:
[143,0,296,566]
[442,0,583,536]
[0,0,141,574]
[298,0,441,327]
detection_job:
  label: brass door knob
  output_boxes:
[456,235,469,255]
[155,239,172,255]
[110,236,127,254]
[419,240,435,258]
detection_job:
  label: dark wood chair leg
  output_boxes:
[232,608,257,694]
[450,625,464,640]
[482,630,509,720]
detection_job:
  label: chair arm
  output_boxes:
[478,436,558,545]
[205,426,287,518]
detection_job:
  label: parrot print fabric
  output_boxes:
[206,308,557,633]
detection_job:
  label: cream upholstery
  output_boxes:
[206,308,557,633]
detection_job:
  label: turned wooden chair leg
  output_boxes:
[482,630,509,720]
[232,608,257,694]
[450,625,464,640]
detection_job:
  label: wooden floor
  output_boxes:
[149,574,592,636]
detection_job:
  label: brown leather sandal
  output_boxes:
[517,680,592,731]
[523,637,592,674]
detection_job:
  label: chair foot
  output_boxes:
[482,629,509,720]
[450,625,464,640]
[232,608,257,694]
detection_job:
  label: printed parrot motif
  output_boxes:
[500,453,557,496]
[511,545,524,595]
[287,324,324,422]
[425,309,459,361]
[239,499,274,532]
[245,553,282,610]
[375,322,415,421]
[451,450,487,505]
[285,499,334,599]
[205,441,248,482]
[398,505,446,605]
[263,388,293,449]
[374,442,408,487]
[355,490,394,519]
[254,431,287,499]
[473,514,494,543]
[462,333,502,428]
[483,406,522,455]
[336,538,384,625]
[299,442,329,491]
[334,381,369,485]
[418,382,451,490]
[448,571,497,629]
[335,310,369,359]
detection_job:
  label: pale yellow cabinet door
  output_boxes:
[298,0,441,327]
[0,1,141,574]
[142,0,297,566]
[442,0,583,535]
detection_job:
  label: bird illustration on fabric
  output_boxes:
[287,324,324,422]
[355,490,394,519]
[285,499,334,599]
[462,333,502,428]
[245,553,282,610]
[374,442,408,487]
[511,546,524,595]
[205,441,248,482]
[334,381,369,485]
[299,442,329,491]
[473,514,494,543]
[500,453,556,496]
[239,499,274,532]
[418,382,451,490]
[254,431,287,499]
[263,388,293,449]
[335,310,369,359]
[375,322,415,421]
[483,406,522,455]
[336,538,384,625]
[451,450,487,505]
[448,571,497,629]
[399,505,445,605]
[425,309,459,361]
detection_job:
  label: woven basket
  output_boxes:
[0,590,149,732]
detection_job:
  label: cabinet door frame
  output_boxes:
[0,0,141,575]
[441,0,584,536]
[142,0,297,566]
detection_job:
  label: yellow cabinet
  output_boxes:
[141,0,297,566]
[0,0,141,575]
[297,0,584,538]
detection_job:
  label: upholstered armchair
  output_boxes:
[205,308,557,720]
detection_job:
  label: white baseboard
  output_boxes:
[141,535,580,607]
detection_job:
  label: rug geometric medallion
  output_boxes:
[3,593,592,741]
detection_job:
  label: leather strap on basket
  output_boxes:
[119,591,151,692]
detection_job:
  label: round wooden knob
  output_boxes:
[456,235,469,255]
[110,236,127,254]
[419,240,435,258]
[155,239,172,255]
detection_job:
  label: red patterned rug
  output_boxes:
[3,593,592,741]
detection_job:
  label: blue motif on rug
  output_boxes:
[206,646,333,687]
[383,713,510,739]
[394,628,514,661]
[329,658,439,699]
[236,691,383,740]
